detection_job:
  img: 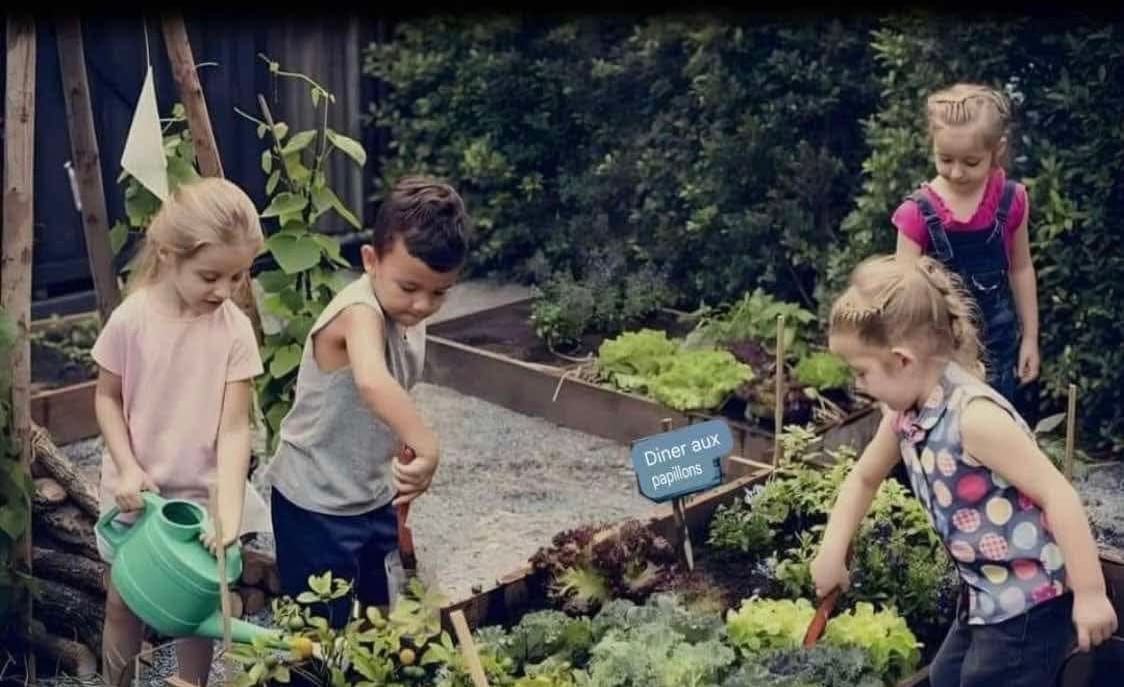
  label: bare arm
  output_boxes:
[962,399,1116,649]
[94,367,140,476]
[811,409,902,595]
[204,379,254,552]
[1007,210,1040,381]
[341,306,439,500]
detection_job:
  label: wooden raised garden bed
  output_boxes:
[30,312,100,445]
[425,297,879,474]
[438,464,931,687]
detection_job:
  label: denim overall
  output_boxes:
[910,182,1020,404]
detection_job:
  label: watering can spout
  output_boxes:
[196,610,287,648]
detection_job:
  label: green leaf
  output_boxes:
[311,234,348,267]
[109,221,130,256]
[265,170,281,195]
[281,130,317,156]
[273,123,289,141]
[256,123,268,139]
[264,402,289,433]
[268,344,302,378]
[326,129,367,167]
[0,505,27,540]
[261,192,308,219]
[296,592,320,604]
[256,269,290,293]
[267,233,322,274]
[166,156,199,189]
[261,150,272,175]
[311,88,321,109]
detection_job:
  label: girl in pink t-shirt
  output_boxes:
[893,83,1039,408]
[91,178,265,686]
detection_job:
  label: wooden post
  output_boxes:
[450,609,490,687]
[663,417,694,571]
[160,13,264,344]
[772,313,787,471]
[1064,383,1077,482]
[3,14,37,681]
[55,15,122,321]
[160,14,223,179]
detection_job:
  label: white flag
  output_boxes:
[120,66,168,201]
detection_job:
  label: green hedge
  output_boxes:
[363,16,878,309]
[364,15,1124,452]
[830,14,1124,452]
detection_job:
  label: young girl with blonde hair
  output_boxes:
[92,177,268,685]
[812,254,1115,687]
[893,83,1038,409]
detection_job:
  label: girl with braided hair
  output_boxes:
[811,254,1115,687]
[893,82,1038,411]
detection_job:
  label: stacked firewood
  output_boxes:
[25,423,283,676]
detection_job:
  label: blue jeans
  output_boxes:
[929,592,1075,687]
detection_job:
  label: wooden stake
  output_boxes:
[160,14,223,178]
[55,15,122,321]
[3,15,37,680]
[208,483,233,651]
[161,13,263,345]
[773,313,787,471]
[450,609,490,687]
[663,418,694,571]
[1064,383,1077,482]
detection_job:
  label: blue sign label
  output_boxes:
[630,419,731,502]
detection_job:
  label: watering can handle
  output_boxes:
[95,491,163,551]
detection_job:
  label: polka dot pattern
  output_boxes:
[894,361,1067,626]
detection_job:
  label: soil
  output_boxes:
[432,299,693,365]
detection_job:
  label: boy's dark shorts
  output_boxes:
[270,487,398,628]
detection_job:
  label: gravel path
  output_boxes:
[56,381,654,685]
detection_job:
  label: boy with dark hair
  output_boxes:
[264,175,471,619]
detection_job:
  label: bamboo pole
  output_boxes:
[208,484,233,651]
[55,15,122,321]
[773,314,787,471]
[1064,383,1077,482]
[3,15,38,680]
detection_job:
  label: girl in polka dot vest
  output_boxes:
[811,254,1116,687]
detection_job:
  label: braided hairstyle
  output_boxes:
[829,254,986,378]
[926,82,1013,169]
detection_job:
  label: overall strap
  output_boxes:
[991,179,1017,242]
[910,190,954,262]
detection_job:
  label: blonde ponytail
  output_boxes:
[830,255,984,377]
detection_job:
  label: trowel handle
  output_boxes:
[396,444,417,519]
[396,444,417,562]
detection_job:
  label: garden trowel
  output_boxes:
[384,444,419,609]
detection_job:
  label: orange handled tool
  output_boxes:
[396,444,417,575]
[802,546,853,647]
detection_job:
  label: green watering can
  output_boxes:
[96,492,286,647]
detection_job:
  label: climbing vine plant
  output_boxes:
[0,308,32,633]
[236,54,367,452]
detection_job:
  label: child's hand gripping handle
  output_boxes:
[802,545,854,647]
[396,444,417,571]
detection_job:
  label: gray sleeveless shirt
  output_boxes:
[264,274,426,515]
